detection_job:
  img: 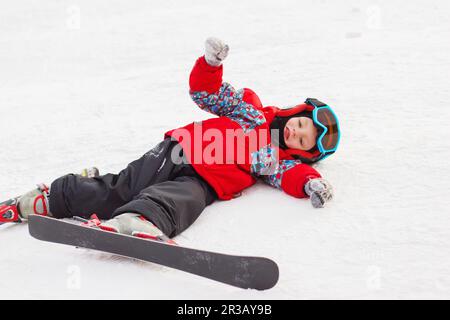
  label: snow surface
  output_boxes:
[1,0,450,299]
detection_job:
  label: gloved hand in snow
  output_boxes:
[205,37,229,67]
[304,178,334,208]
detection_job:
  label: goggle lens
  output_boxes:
[313,106,340,154]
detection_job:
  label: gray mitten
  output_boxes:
[205,37,229,66]
[304,178,334,208]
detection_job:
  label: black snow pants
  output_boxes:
[49,139,217,238]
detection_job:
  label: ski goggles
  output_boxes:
[306,98,341,160]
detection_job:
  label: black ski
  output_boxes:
[28,215,279,290]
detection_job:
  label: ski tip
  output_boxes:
[232,257,279,291]
[254,258,279,291]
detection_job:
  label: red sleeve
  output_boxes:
[280,164,321,198]
[189,56,223,94]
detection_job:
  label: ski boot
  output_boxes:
[1,166,96,225]
[80,167,100,178]
[95,213,176,245]
[0,183,50,224]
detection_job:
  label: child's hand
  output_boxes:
[205,37,229,67]
[304,178,334,208]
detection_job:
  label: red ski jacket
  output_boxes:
[165,56,321,200]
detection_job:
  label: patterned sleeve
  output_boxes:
[250,145,321,198]
[191,82,266,133]
[190,82,243,117]
[260,161,302,189]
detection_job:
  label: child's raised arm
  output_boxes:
[189,37,228,95]
[189,38,262,122]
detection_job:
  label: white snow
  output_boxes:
[1,0,450,299]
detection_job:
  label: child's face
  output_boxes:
[283,116,318,151]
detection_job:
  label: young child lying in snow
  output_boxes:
[0,38,341,243]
